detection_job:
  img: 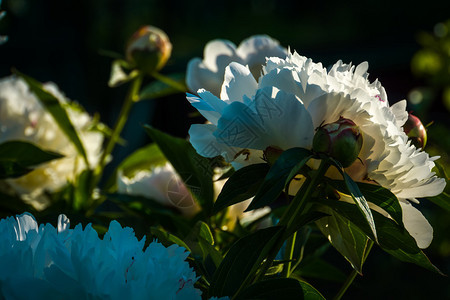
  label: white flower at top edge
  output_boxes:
[186,50,446,248]
[0,212,201,300]
[186,35,287,97]
[0,76,104,210]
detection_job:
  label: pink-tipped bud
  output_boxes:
[125,26,172,74]
[403,112,427,149]
[313,117,363,168]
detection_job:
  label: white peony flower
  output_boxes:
[0,76,104,210]
[117,162,201,217]
[186,35,287,97]
[186,51,446,248]
[0,212,201,300]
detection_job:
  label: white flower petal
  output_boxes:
[220,62,258,101]
[400,201,433,249]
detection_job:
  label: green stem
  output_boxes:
[255,159,330,281]
[333,239,375,300]
[88,74,143,207]
[282,231,297,277]
[151,72,186,92]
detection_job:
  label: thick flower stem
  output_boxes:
[151,72,187,92]
[89,74,143,207]
[333,239,375,300]
[254,159,330,282]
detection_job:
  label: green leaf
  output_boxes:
[209,226,285,297]
[213,163,270,214]
[16,71,89,165]
[236,278,325,300]
[150,227,191,252]
[72,169,94,211]
[145,126,214,214]
[247,148,313,211]
[0,140,64,167]
[139,73,186,100]
[118,143,167,177]
[330,159,378,242]
[0,161,31,179]
[318,199,443,274]
[427,192,450,212]
[316,206,370,273]
[294,258,346,282]
[330,180,403,226]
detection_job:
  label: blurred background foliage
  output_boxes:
[0,0,449,298]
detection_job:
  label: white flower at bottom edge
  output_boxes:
[0,76,104,210]
[0,212,202,300]
[186,35,287,97]
[186,51,446,248]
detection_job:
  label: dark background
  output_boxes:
[0,0,449,298]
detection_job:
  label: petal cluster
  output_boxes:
[0,76,104,209]
[186,35,287,96]
[186,50,446,248]
[117,162,200,217]
[0,213,201,300]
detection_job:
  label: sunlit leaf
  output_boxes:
[318,198,443,274]
[316,206,370,273]
[213,163,270,214]
[247,148,313,211]
[329,180,403,226]
[330,159,377,242]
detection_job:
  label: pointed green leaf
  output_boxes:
[316,206,370,273]
[139,73,186,101]
[145,126,214,214]
[213,163,270,214]
[318,198,443,274]
[236,278,325,300]
[247,148,313,211]
[210,226,285,297]
[330,159,377,241]
[150,227,191,252]
[118,143,167,177]
[16,71,88,165]
[329,180,403,226]
[108,59,139,87]
[0,141,64,167]
[427,192,450,212]
[0,161,31,179]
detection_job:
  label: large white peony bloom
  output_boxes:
[0,76,104,209]
[117,162,201,217]
[0,212,201,300]
[186,51,446,248]
[186,35,287,97]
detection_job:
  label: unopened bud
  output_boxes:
[403,112,427,149]
[125,26,172,75]
[313,117,363,168]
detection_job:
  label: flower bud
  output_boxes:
[313,117,363,168]
[403,112,427,149]
[125,26,172,75]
